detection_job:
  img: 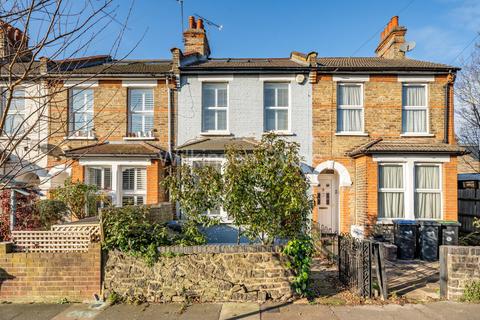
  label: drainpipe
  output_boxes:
[443,82,450,144]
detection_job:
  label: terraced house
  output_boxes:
[172,16,464,234]
[1,15,464,236]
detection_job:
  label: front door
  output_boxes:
[317,177,337,233]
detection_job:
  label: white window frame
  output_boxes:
[374,155,446,221]
[85,166,112,190]
[120,166,147,206]
[401,83,429,135]
[69,88,94,138]
[128,88,154,137]
[185,157,231,222]
[201,82,229,134]
[414,163,443,220]
[336,82,364,134]
[263,82,291,133]
[378,163,406,219]
[1,88,26,136]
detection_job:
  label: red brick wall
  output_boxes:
[444,156,458,221]
[0,243,101,303]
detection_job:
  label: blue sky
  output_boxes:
[89,0,480,65]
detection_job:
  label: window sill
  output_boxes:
[335,132,369,137]
[200,132,233,136]
[65,136,97,140]
[123,136,156,141]
[262,131,295,136]
[400,133,435,137]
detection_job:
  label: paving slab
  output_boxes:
[219,302,259,320]
[260,304,335,320]
[420,301,480,320]
[52,302,109,320]
[94,303,222,320]
[0,303,70,320]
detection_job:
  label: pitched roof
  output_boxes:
[182,57,457,72]
[52,58,172,75]
[347,138,467,157]
[176,137,258,152]
[64,142,166,158]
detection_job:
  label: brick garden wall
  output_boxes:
[440,245,480,301]
[0,242,101,303]
[104,245,294,303]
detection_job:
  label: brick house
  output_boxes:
[172,16,465,233]
[43,57,174,206]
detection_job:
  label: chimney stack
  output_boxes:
[0,20,30,61]
[375,16,407,59]
[183,16,210,57]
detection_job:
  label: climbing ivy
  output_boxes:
[282,236,314,296]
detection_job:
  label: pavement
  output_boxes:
[1,301,480,320]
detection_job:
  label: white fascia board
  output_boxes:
[63,80,99,88]
[258,74,295,82]
[79,158,152,166]
[397,75,435,82]
[372,154,450,162]
[197,76,234,82]
[333,74,370,82]
[122,80,158,87]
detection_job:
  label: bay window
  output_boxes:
[202,83,228,132]
[377,160,443,220]
[337,83,363,133]
[121,167,146,205]
[402,84,428,134]
[1,88,26,135]
[264,82,289,132]
[70,88,94,137]
[128,88,154,137]
[86,166,112,190]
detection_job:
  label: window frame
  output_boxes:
[377,162,406,219]
[85,166,112,190]
[127,88,154,137]
[120,166,147,206]
[1,88,26,136]
[401,83,429,135]
[414,163,443,220]
[201,82,229,134]
[263,82,291,133]
[336,82,365,134]
[69,88,94,138]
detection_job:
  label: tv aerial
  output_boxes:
[400,41,416,53]
[194,13,223,31]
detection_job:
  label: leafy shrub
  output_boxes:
[283,237,314,296]
[460,218,480,246]
[102,206,171,266]
[462,280,480,302]
[35,199,68,229]
[0,189,40,240]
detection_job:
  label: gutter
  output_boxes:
[444,82,450,144]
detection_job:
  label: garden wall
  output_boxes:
[440,245,480,300]
[104,244,294,303]
[0,242,101,302]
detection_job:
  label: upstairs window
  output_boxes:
[121,167,146,206]
[86,166,112,190]
[337,83,363,133]
[378,164,405,219]
[415,164,441,219]
[264,83,289,132]
[202,83,228,132]
[69,88,94,137]
[1,88,26,135]
[402,84,427,134]
[128,88,154,137]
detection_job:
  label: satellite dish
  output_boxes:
[400,41,416,53]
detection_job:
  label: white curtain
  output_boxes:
[378,165,404,218]
[338,84,361,105]
[415,165,441,219]
[338,108,362,132]
[402,110,426,133]
[403,86,425,106]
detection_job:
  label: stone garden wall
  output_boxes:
[104,244,294,303]
[440,245,480,300]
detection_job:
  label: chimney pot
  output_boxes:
[392,16,399,27]
[196,18,203,29]
[188,16,195,29]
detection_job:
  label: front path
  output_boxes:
[1,301,479,320]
